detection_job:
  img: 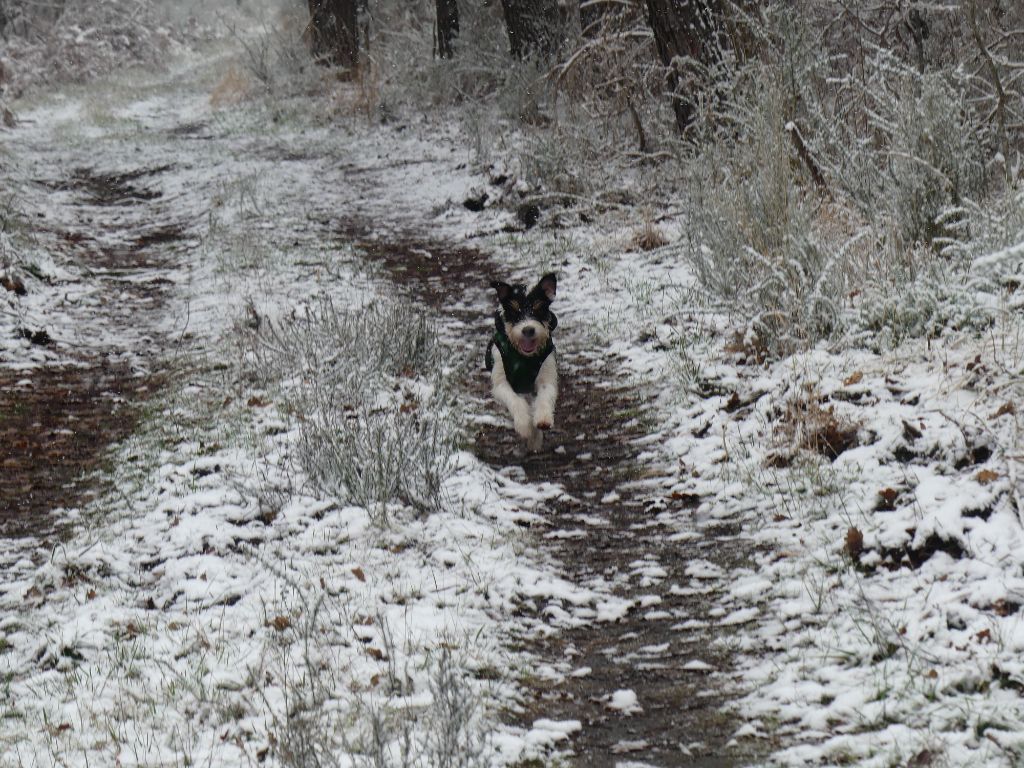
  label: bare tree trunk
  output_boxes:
[307,0,359,70]
[435,0,460,58]
[501,0,562,59]
[645,0,722,132]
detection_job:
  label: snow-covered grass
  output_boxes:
[720,340,1024,765]
[0,353,540,765]
[436,152,1024,764]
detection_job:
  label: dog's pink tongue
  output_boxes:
[519,337,538,354]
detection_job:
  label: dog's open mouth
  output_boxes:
[517,337,539,355]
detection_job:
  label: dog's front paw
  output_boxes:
[513,412,534,440]
[534,410,554,431]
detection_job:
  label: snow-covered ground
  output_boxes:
[0,36,596,767]
[2,9,1024,768]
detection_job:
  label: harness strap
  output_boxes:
[486,330,553,395]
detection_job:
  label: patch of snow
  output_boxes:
[606,689,643,715]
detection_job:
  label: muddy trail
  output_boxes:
[351,226,758,767]
[1,166,187,536]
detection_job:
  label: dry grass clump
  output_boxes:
[776,383,859,462]
[629,219,669,252]
[210,65,255,108]
[326,58,383,121]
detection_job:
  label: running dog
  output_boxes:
[485,273,558,452]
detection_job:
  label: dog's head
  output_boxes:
[491,273,557,356]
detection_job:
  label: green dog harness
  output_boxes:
[486,330,554,395]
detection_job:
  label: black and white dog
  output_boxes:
[485,273,558,452]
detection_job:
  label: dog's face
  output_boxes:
[491,273,557,356]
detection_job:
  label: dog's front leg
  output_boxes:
[490,355,535,441]
[533,353,558,431]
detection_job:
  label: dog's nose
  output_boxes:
[522,326,536,338]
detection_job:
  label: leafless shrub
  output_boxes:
[821,50,987,254]
[228,4,324,100]
[243,296,459,519]
[422,646,488,768]
[854,258,996,350]
[687,69,857,355]
[296,391,456,518]
[0,0,201,98]
[683,2,1023,354]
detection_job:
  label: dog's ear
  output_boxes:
[491,280,513,302]
[535,273,557,301]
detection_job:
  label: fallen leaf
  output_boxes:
[992,402,1015,419]
[976,469,999,485]
[877,487,899,510]
[723,392,742,412]
[1,275,26,296]
[844,527,864,560]
[269,616,291,632]
[977,628,991,643]
[992,599,1016,617]
[669,490,700,506]
[843,371,863,386]
[366,647,386,661]
[764,451,793,469]
[351,567,366,582]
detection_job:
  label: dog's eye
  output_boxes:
[533,302,546,314]
[509,301,520,311]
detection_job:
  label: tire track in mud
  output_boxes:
[346,225,758,767]
[1,166,186,535]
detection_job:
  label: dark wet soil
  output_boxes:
[0,364,159,536]
[38,165,173,205]
[347,225,759,767]
[1,165,182,534]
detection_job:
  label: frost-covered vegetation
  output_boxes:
[0,0,209,97]
[373,0,1024,357]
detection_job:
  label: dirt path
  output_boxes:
[3,53,757,760]
[350,228,758,767]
